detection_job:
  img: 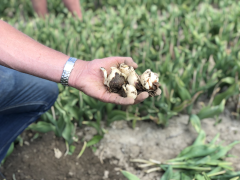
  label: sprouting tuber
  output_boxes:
[100,63,161,99]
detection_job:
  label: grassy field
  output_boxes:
[1,0,240,179]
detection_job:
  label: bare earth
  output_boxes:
[96,112,240,179]
[1,107,240,180]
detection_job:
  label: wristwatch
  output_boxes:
[60,57,77,86]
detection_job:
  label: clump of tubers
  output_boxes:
[100,63,161,99]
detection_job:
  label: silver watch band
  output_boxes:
[60,57,77,86]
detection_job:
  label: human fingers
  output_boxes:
[101,91,135,105]
[134,92,149,104]
[109,94,135,105]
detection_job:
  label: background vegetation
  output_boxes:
[1,0,240,179]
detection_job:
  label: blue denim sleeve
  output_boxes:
[0,65,58,162]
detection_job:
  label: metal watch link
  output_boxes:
[60,57,77,86]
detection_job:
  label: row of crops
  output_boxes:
[1,0,240,179]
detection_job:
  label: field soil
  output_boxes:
[1,103,240,180]
[0,130,125,180]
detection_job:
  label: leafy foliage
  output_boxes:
[132,127,240,179]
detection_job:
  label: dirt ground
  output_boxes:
[0,130,125,180]
[1,103,240,180]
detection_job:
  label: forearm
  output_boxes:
[0,20,85,86]
[31,0,48,18]
[62,0,82,19]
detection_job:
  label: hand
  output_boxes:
[71,57,149,105]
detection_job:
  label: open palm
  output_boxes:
[74,57,149,105]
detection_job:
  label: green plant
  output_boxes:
[132,130,240,179]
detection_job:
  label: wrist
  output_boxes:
[68,59,88,88]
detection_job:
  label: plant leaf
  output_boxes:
[28,121,56,133]
[121,170,140,180]
[190,114,202,133]
[87,135,103,147]
[197,99,226,120]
